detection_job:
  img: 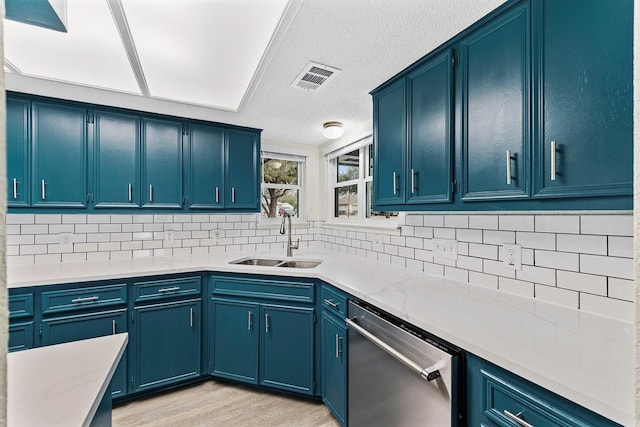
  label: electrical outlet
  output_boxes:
[433,239,458,260]
[503,244,522,270]
[165,230,175,242]
[213,230,221,241]
[59,233,73,248]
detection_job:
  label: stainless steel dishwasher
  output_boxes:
[346,300,462,426]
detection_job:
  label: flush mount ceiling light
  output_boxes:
[323,121,344,139]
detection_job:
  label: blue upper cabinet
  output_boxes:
[92,110,141,208]
[141,118,184,209]
[373,79,406,207]
[532,0,633,199]
[7,98,30,207]
[185,124,225,210]
[407,50,454,204]
[32,101,88,208]
[460,3,530,202]
[225,129,260,211]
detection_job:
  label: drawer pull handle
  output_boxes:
[506,150,512,185]
[112,320,116,335]
[247,311,253,331]
[324,299,339,309]
[392,171,398,195]
[410,168,416,194]
[72,296,99,303]
[149,184,153,202]
[504,410,534,427]
[128,183,133,201]
[190,308,193,327]
[550,140,557,181]
[265,313,270,333]
[13,178,17,199]
[41,179,46,200]
[232,187,236,203]
[158,286,180,293]
[215,187,219,203]
[336,334,342,359]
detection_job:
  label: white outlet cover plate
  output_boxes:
[503,244,522,271]
[59,232,73,248]
[433,238,458,260]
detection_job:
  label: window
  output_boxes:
[261,153,304,218]
[328,139,397,221]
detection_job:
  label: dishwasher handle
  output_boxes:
[346,317,446,382]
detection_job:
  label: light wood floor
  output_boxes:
[112,380,340,427]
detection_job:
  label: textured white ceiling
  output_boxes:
[5,0,507,146]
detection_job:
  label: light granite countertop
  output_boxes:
[7,248,634,425]
[8,333,128,427]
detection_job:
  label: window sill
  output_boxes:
[256,219,311,230]
[322,220,401,235]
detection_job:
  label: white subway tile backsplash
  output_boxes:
[456,256,483,272]
[423,262,445,276]
[457,242,469,256]
[557,270,607,296]
[580,293,633,322]
[433,228,455,239]
[75,224,99,233]
[535,250,579,271]
[49,224,74,233]
[423,215,444,227]
[21,225,49,235]
[445,266,469,282]
[581,215,633,236]
[469,215,498,230]
[63,253,87,263]
[535,215,580,234]
[7,214,35,224]
[556,234,606,255]
[516,265,556,287]
[534,284,578,309]
[35,254,63,264]
[6,224,21,235]
[499,215,534,232]
[483,230,515,245]
[405,215,423,226]
[608,236,633,258]
[483,259,515,278]
[516,232,555,250]
[445,215,468,229]
[110,215,133,224]
[468,243,498,260]
[415,227,433,239]
[456,228,483,243]
[468,271,498,289]
[499,277,534,297]
[608,278,634,302]
[20,244,47,255]
[405,237,423,249]
[8,235,35,245]
[579,254,633,280]
[35,214,61,224]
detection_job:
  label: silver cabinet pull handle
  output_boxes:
[392,172,397,195]
[335,333,340,359]
[112,320,116,335]
[72,296,99,303]
[265,313,270,333]
[190,308,193,327]
[550,140,557,181]
[41,179,46,200]
[13,178,17,199]
[347,318,446,382]
[231,187,236,203]
[506,150,512,185]
[149,184,153,202]
[324,299,339,308]
[504,410,534,427]
[248,311,253,331]
[410,168,416,194]
[128,183,133,201]
[215,187,219,203]
[158,286,180,293]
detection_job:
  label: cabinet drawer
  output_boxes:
[320,285,349,318]
[42,284,127,315]
[134,276,201,303]
[211,276,314,304]
[9,293,34,319]
[9,321,33,352]
[475,359,620,427]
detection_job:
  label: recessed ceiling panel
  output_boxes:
[121,0,289,111]
[4,0,140,94]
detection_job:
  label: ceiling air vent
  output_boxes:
[291,61,340,91]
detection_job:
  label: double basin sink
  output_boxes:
[230,257,322,269]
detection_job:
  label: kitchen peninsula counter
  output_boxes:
[7,248,634,425]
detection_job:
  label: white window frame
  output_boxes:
[261,151,305,221]
[325,137,399,229]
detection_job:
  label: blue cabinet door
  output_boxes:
[533,0,633,199]
[141,118,183,209]
[210,298,259,384]
[32,101,88,208]
[41,309,128,398]
[186,124,225,209]
[260,304,315,395]
[7,98,30,207]
[225,129,259,210]
[321,313,347,426]
[460,3,530,201]
[373,79,406,207]
[407,50,454,204]
[8,321,34,352]
[133,299,201,393]
[92,110,140,208]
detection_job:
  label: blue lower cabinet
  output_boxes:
[41,309,128,398]
[210,298,259,384]
[261,304,315,395]
[8,321,34,352]
[467,353,620,427]
[132,299,201,393]
[321,313,347,426]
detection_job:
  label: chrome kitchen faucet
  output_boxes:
[280,212,299,257]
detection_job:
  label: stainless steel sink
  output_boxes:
[230,257,322,269]
[231,258,284,266]
[277,260,322,269]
